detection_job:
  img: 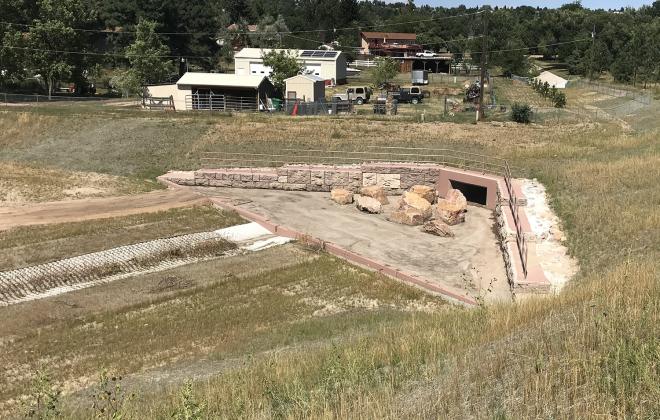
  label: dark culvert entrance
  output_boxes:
[449,180,488,206]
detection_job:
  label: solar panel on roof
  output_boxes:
[300,50,314,57]
[323,51,338,57]
[312,51,325,57]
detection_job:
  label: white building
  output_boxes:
[234,48,347,84]
[284,74,326,102]
[534,71,569,89]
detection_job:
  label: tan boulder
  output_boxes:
[360,185,389,205]
[355,195,382,214]
[388,207,427,226]
[422,220,454,237]
[399,191,432,218]
[330,188,353,205]
[409,185,437,204]
[433,188,468,225]
[434,200,466,225]
[444,188,467,210]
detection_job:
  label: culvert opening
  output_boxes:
[449,180,488,206]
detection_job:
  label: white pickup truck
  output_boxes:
[415,50,436,58]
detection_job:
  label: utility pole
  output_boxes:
[477,9,488,122]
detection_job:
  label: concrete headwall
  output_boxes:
[189,163,503,208]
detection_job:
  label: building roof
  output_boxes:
[226,23,257,32]
[234,48,342,61]
[284,74,325,82]
[176,72,267,88]
[534,71,568,87]
[361,32,417,40]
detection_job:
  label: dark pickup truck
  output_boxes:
[389,86,425,104]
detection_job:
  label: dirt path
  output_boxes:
[0,188,208,231]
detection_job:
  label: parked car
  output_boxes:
[332,86,373,104]
[415,50,436,58]
[390,86,425,104]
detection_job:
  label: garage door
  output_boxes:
[303,64,321,77]
[249,62,273,76]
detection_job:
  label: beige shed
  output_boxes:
[284,74,326,102]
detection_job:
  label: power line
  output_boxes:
[0,45,212,59]
[0,11,484,37]
[0,38,591,60]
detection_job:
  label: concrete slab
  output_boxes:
[194,187,511,303]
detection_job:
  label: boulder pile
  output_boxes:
[328,184,468,234]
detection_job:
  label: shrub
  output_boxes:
[511,103,532,124]
[553,91,567,108]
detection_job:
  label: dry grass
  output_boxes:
[0,161,155,204]
[0,102,657,418]
[0,205,243,270]
[0,252,445,416]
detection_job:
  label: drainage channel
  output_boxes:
[0,223,291,306]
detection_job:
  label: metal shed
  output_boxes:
[175,72,275,111]
[284,74,326,102]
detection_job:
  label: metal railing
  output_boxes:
[184,94,258,112]
[199,145,528,277]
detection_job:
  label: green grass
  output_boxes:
[0,205,243,270]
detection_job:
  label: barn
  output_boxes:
[175,72,275,111]
[534,71,569,89]
[234,48,347,84]
[284,74,326,102]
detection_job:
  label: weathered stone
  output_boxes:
[355,195,382,214]
[409,185,437,204]
[388,207,427,226]
[399,191,432,218]
[422,220,454,237]
[376,173,401,189]
[444,188,468,209]
[325,171,349,186]
[362,172,377,186]
[277,175,288,183]
[434,198,467,225]
[288,170,310,184]
[331,188,354,205]
[281,183,307,191]
[360,185,389,205]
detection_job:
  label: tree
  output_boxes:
[372,57,398,88]
[250,14,289,48]
[23,0,92,99]
[124,19,173,86]
[262,50,302,92]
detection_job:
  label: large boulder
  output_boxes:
[444,188,467,210]
[330,188,353,205]
[355,195,382,214]
[422,220,454,237]
[433,188,467,226]
[399,191,432,218]
[388,207,428,226]
[360,185,389,205]
[409,185,437,204]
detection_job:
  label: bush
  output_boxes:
[511,103,532,124]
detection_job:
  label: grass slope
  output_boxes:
[0,104,657,418]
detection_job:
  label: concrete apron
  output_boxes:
[199,188,513,307]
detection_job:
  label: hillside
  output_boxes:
[0,91,658,417]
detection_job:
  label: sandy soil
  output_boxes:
[0,188,208,231]
[521,178,579,291]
